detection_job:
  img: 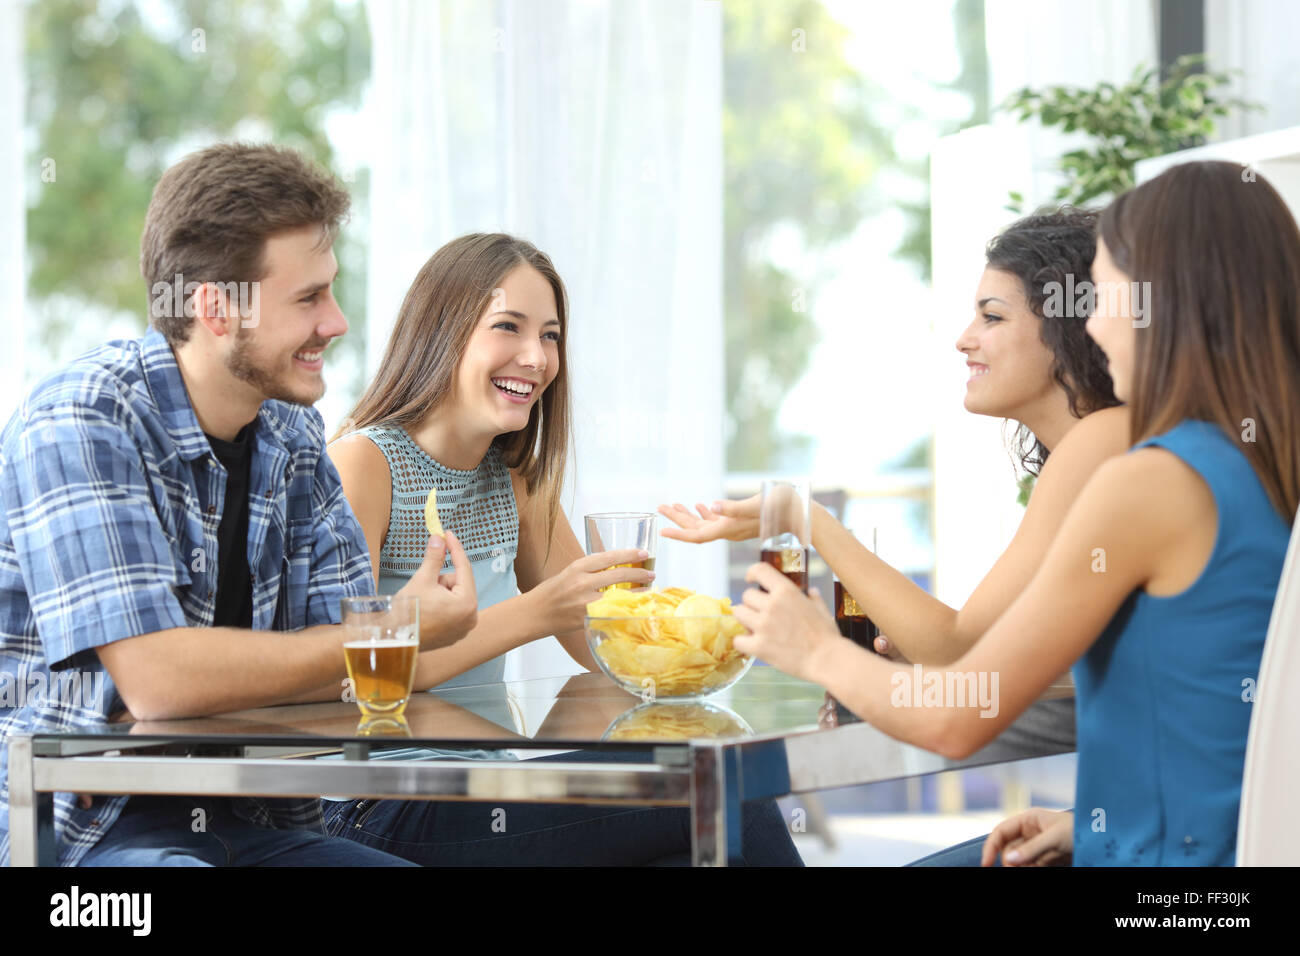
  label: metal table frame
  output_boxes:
[5,716,997,867]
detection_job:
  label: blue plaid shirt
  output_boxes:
[0,329,373,866]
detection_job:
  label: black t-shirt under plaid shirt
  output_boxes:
[0,329,375,866]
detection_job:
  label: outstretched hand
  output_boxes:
[658,493,760,544]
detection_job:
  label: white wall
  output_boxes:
[930,126,1034,607]
[1136,125,1300,214]
[929,1,1158,609]
[984,0,1159,212]
[1207,0,1300,140]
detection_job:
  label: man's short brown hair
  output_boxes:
[140,143,351,345]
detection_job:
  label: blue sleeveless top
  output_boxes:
[1072,420,1291,866]
[360,425,520,688]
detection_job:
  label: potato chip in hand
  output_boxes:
[424,488,443,538]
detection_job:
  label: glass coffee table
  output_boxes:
[5,667,1074,866]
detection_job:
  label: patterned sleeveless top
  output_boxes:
[359,425,520,689]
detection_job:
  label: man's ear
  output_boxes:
[189,282,235,338]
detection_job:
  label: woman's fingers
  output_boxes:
[575,548,648,572]
[1003,825,1063,865]
[656,503,692,526]
[657,503,720,542]
[807,587,837,626]
[730,602,758,632]
[981,813,1030,866]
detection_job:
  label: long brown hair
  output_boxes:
[1099,160,1300,520]
[338,233,573,543]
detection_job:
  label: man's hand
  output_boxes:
[981,808,1074,866]
[397,531,478,650]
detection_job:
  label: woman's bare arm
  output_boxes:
[793,446,1215,757]
[329,437,554,686]
[820,406,1133,664]
[511,471,598,671]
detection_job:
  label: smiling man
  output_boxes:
[0,144,478,867]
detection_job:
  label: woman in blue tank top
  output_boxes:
[731,160,1299,866]
[323,233,801,865]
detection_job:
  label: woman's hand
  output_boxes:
[981,808,1074,867]
[872,634,909,661]
[533,549,655,634]
[730,561,845,683]
[658,493,760,544]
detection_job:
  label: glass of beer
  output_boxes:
[342,595,420,717]
[759,479,811,593]
[584,513,657,590]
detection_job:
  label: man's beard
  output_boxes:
[226,328,325,406]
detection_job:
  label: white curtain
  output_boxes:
[364,0,725,680]
[0,0,25,425]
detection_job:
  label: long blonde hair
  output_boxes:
[338,233,573,545]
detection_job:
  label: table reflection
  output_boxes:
[602,700,754,741]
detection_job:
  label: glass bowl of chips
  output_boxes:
[602,701,754,741]
[585,587,754,700]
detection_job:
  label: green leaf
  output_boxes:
[994,55,1263,212]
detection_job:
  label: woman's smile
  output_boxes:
[491,376,538,404]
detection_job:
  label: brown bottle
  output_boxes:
[834,578,880,651]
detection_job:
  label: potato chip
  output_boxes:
[586,585,752,697]
[424,489,443,537]
[674,594,722,618]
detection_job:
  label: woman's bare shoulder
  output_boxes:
[1025,406,1131,513]
[507,467,539,519]
[327,431,392,492]
[1055,405,1131,456]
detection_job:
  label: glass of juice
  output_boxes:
[759,479,811,593]
[342,595,420,717]
[584,513,657,590]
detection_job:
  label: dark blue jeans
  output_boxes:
[907,806,1077,866]
[324,749,803,866]
[80,795,416,867]
[906,832,994,867]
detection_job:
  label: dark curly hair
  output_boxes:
[984,206,1121,475]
